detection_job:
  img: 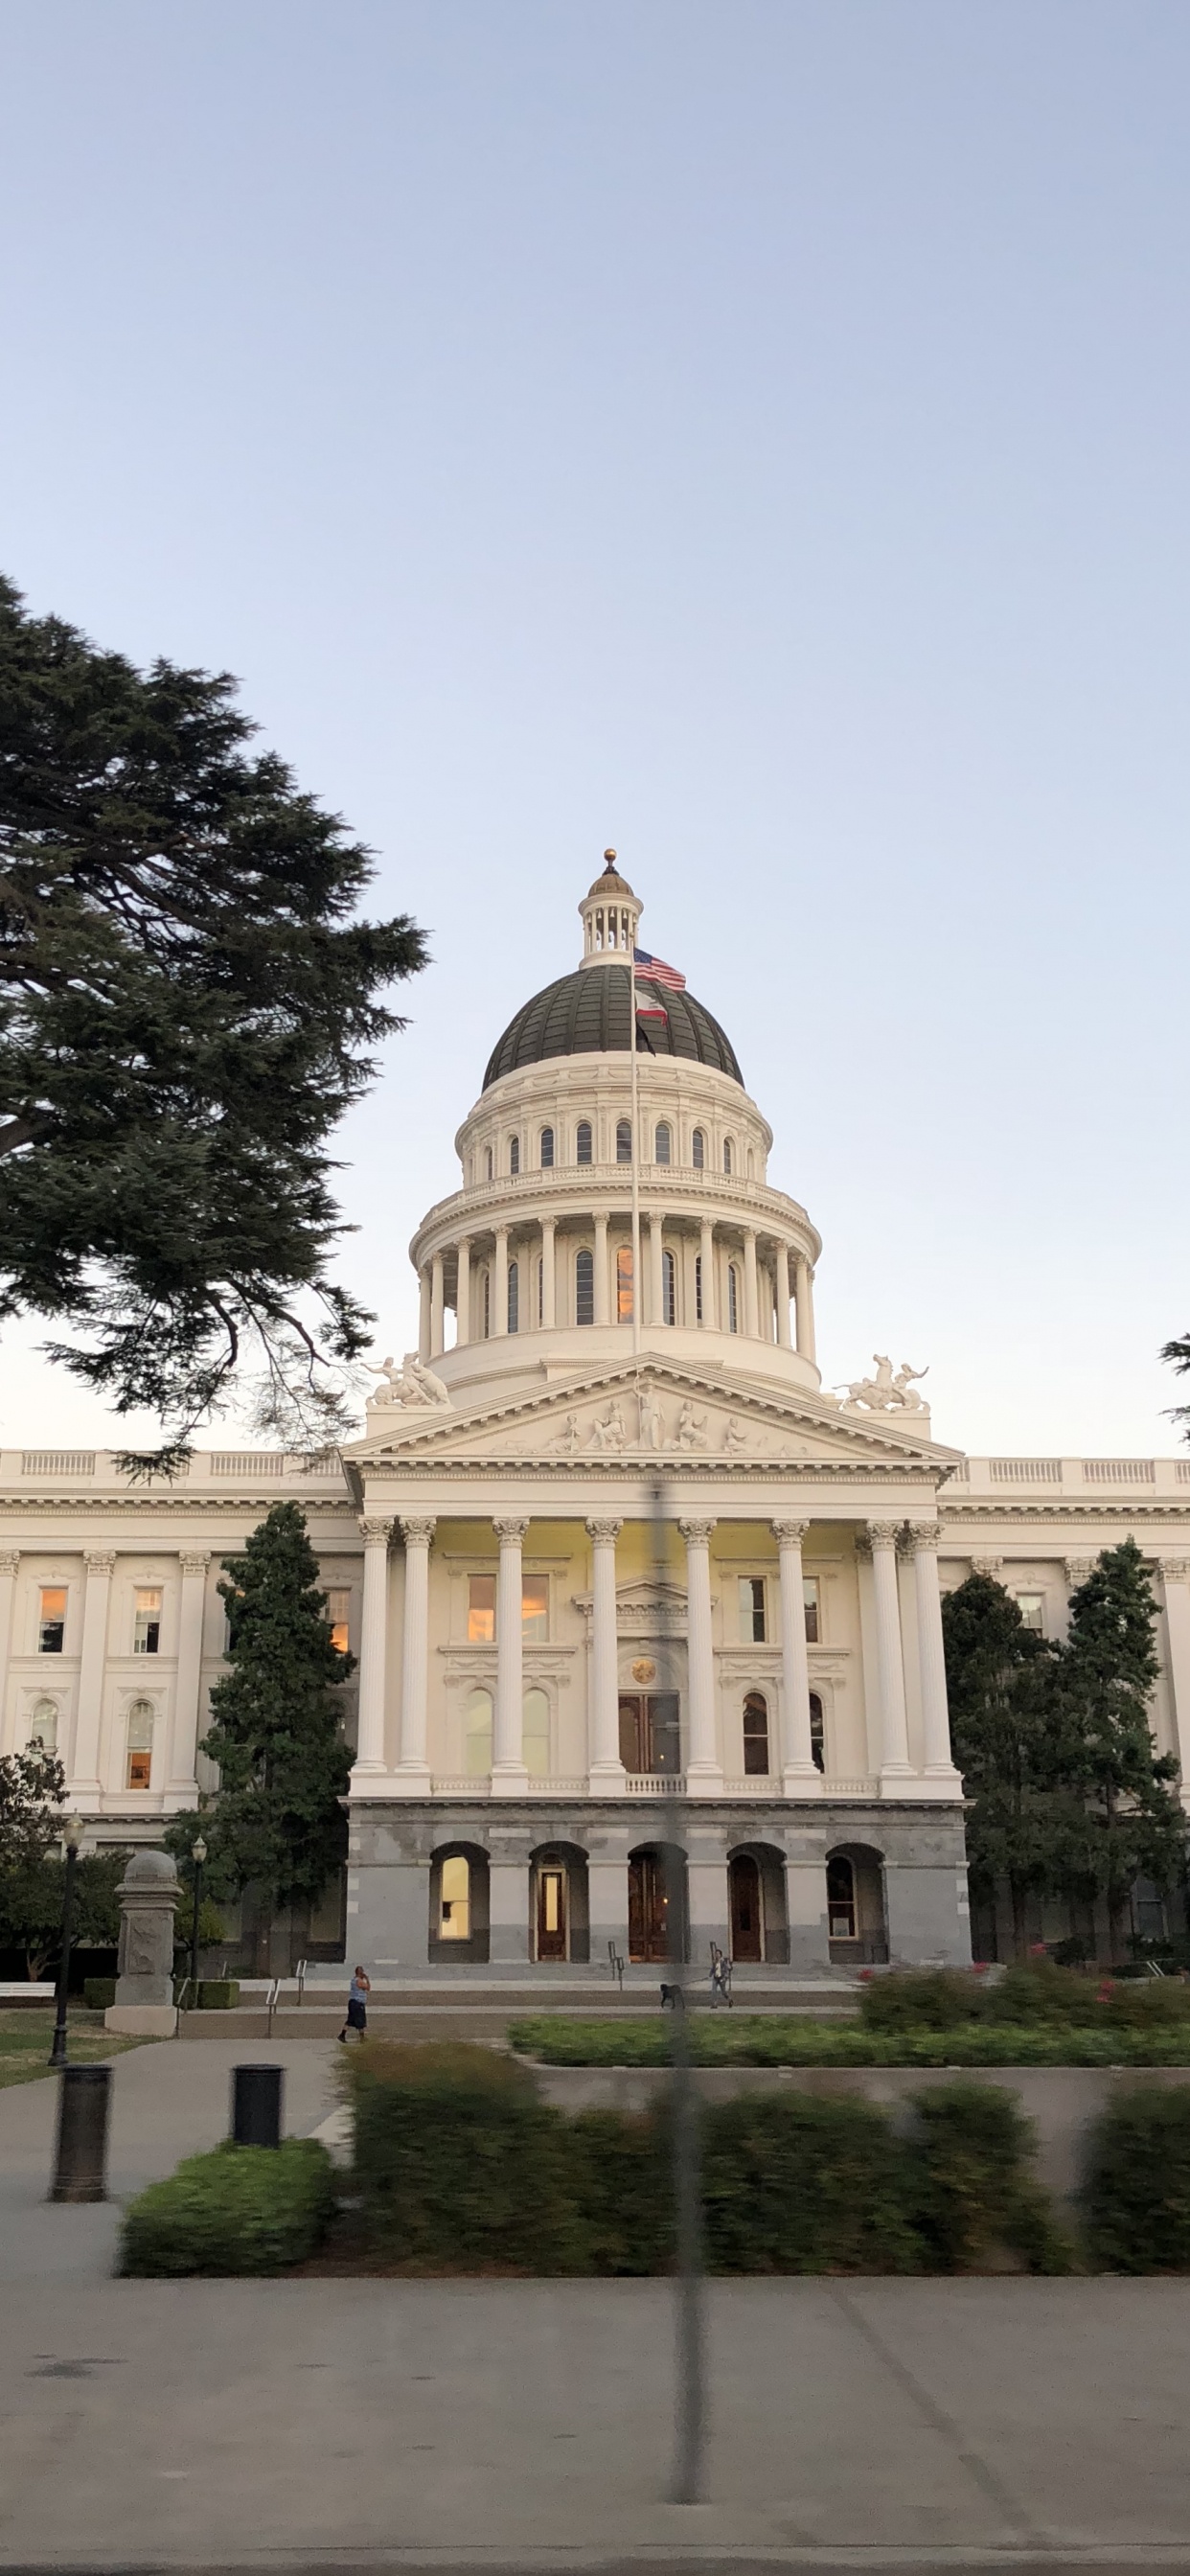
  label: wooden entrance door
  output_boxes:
[536,1865,567,1961]
[618,1692,681,1775]
[628,1852,671,1961]
[729,1852,763,1962]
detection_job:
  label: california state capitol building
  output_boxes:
[4,852,1190,1980]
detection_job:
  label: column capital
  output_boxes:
[904,1522,941,1555]
[0,1549,19,1576]
[359,1514,395,1545]
[178,1551,211,1577]
[492,1515,530,1545]
[584,1516,623,1544]
[678,1516,716,1546]
[865,1521,901,1552]
[771,1518,810,1546]
[399,1516,436,1547]
[83,1550,118,1576]
[1161,1559,1190,1585]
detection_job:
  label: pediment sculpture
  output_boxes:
[365,1351,452,1413]
[837,1354,929,1414]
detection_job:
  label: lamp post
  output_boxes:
[190,1835,207,2009]
[49,1814,84,2070]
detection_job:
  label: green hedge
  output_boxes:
[508,2013,1190,2069]
[907,2082,1072,2273]
[1082,2087,1190,2271]
[82,1978,116,2011]
[860,1962,1190,2033]
[120,2139,334,2277]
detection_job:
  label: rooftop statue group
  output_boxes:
[836,1354,929,1414]
[365,1352,453,1413]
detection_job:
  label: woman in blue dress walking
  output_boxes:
[338,1965,371,2043]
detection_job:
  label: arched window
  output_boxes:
[29,1695,57,1754]
[810,1691,825,1774]
[692,1128,705,1169]
[439,1852,471,1939]
[723,1138,733,1174]
[662,1247,676,1324]
[743,1691,769,1776]
[464,1688,492,1780]
[654,1121,672,1164]
[126,1696,154,1790]
[509,1136,520,1175]
[507,1259,519,1335]
[576,1119,593,1165]
[575,1247,594,1324]
[727,1263,740,1333]
[523,1687,550,1779]
[540,1126,555,1169]
[827,1854,856,1941]
[616,1118,632,1163]
[616,1245,633,1322]
[485,1146,493,1182]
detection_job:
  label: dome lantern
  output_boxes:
[579,849,643,970]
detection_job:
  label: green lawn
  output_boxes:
[509,2013,1190,2068]
[0,2009,149,2087]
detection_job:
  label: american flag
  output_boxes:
[633,946,686,993]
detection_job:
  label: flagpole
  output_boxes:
[629,929,641,1364]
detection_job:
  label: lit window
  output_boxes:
[662,1248,676,1324]
[810,1691,825,1773]
[727,1264,740,1333]
[616,1245,633,1321]
[827,1853,856,1939]
[38,1587,66,1654]
[576,1247,594,1324]
[723,1139,733,1174]
[743,1691,769,1775]
[126,1697,154,1790]
[463,1692,492,1782]
[509,1136,520,1175]
[1016,1592,1044,1634]
[29,1695,58,1754]
[133,1587,162,1655]
[467,1576,495,1643]
[522,1576,548,1639]
[803,1577,820,1643]
[540,1126,555,1169]
[576,1120,593,1165]
[440,1851,471,1937]
[654,1121,671,1164]
[326,1588,351,1655]
[616,1118,632,1163]
[692,1129,705,1169]
[508,1258,519,1334]
[523,1686,550,1777]
[738,1576,766,1643]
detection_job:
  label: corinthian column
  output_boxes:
[680,1518,722,1795]
[71,1552,116,1797]
[0,1552,18,1757]
[586,1518,626,1790]
[743,1230,760,1338]
[794,1255,816,1363]
[1160,1560,1190,1802]
[867,1523,912,1783]
[167,1552,210,1803]
[393,1517,435,1789]
[353,1517,394,1782]
[454,1237,472,1346]
[907,1523,962,1782]
[772,1520,820,1793]
[492,1517,530,1793]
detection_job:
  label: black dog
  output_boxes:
[659,1982,685,2010]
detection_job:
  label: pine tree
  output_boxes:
[172,1504,355,1958]
[942,1573,1075,1955]
[1058,1538,1185,1958]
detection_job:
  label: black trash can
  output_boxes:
[232,2061,284,2148]
[49,2062,111,2203]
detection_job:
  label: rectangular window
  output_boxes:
[38,1587,66,1654]
[1016,1592,1045,1634]
[803,1577,820,1643]
[467,1575,495,1643]
[616,1245,633,1322]
[738,1576,767,1643]
[133,1587,162,1655]
[326,1588,351,1654]
[126,1699,154,1789]
[743,1693,770,1775]
[521,1576,548,1639]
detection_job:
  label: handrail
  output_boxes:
[295,1956,308,2009]
[266,1975,281,2037]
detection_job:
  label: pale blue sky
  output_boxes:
[1,0,1187,1457]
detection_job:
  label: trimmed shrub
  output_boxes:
[701,2092,920,2274]
[507,2014,1190,2070]
[1082,2086,1190,2271]
[345,2041,589,2272]
[907,2082,1072,2274]
[83,1978,116,2012]
[859,1969,988,2032]
[565,2108,673,2274]
[196,1980,239,2009]
[120,2139,334,2277]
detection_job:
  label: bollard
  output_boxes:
[232,2061,283,2148]
[49,2062,111,2203]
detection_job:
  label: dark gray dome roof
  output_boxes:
[483,963,743,1091]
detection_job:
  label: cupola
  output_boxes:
[579,849,642,968]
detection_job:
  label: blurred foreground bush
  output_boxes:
[1082,2086,1190,2271]
[120,2139,333,2276]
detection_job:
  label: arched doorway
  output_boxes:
[728,1845,790,1964]
[826,1844,888,1966]
[530,1844,590,1964]
[628,1844,688,1963]
[428,1844,491,1964]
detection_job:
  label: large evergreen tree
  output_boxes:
[1057,1539,1184,1957]
[942,1573,1074,1955]
[0,576,426,1465]
[170,1503,354,1956]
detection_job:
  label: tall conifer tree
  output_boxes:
[1058,1538,1184,1956]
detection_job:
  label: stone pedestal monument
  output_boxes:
[104,1849,179,2036]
